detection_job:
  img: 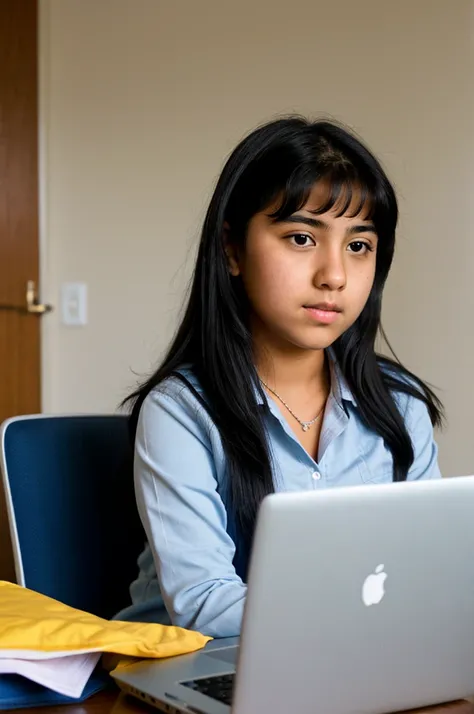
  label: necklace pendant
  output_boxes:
[302,423,310,432]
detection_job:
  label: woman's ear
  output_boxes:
[223,223,241,277]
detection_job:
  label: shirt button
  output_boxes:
[311,471,321,481]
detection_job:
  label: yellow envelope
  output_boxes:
[0,581,211,659]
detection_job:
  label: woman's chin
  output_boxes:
[283,330,339,353]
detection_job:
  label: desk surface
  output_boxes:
[15,688,474,714]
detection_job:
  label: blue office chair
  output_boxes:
[0,414,144,619]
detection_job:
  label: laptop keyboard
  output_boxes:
[182,673,235,706]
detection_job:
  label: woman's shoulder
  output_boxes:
[377,357,432,422]
[139,367,213,434]
[154,366,204,401]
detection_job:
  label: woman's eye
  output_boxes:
[348,241,372,254]
[289,234,315,247]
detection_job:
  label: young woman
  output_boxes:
[117,116,444,638]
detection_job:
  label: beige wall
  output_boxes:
[40,0,474,476]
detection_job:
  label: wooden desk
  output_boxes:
[14,687,474,714]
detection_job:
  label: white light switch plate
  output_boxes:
[61,282,88,326]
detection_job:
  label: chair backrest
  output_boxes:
[0,414,144,619]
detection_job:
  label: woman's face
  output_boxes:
[228,182,378,353]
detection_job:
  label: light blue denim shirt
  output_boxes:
[116,358,441,637]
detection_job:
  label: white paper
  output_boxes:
[0,652,101,698]
[0,647,104,660]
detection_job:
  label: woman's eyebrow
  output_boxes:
[347,223,377,236]
[272,213,377,236]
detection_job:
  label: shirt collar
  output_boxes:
[327,348,357,407]
[254,348,357,408]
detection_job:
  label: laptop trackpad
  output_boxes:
[206,646,239,666]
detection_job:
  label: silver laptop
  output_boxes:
[112,476,474,714]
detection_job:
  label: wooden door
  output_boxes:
[0,0,45,581]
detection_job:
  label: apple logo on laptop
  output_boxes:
[362,564,387,606]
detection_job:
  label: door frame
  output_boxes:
[38,0,54,413]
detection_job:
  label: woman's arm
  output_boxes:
[134,384,247,638]
[405,395,442,481]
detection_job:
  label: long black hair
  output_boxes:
[124,116,444,557]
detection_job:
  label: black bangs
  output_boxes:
[268,161,376,224]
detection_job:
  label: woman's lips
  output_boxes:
[304,306,342,324]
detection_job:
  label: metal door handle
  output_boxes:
[0,280,53,314]
[26,280,53,314]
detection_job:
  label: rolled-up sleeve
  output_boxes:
[134,385,246,638]
[405,395,442,481]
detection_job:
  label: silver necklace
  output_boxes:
[260,380,326,432]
